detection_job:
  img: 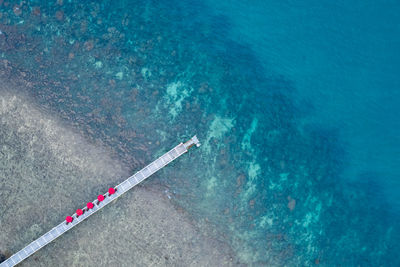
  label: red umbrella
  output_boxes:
[97,194,105,202]
[108,187,116,195]
[65,216,73,223]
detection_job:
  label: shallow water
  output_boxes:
[1,0,400,266]
[0,88,236,266]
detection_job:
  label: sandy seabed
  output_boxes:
[0,85,237,266]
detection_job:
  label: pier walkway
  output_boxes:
[0,136,200,267]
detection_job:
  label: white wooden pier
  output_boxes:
[0,136,200,267]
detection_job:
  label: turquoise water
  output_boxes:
[1,0,400,265]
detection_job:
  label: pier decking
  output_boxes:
[0,136,200,267]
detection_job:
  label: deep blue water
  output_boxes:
[208,0,400,209]
[1,0,400,265]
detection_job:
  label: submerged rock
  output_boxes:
[287,196,296,211]
[13,5,22,16]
